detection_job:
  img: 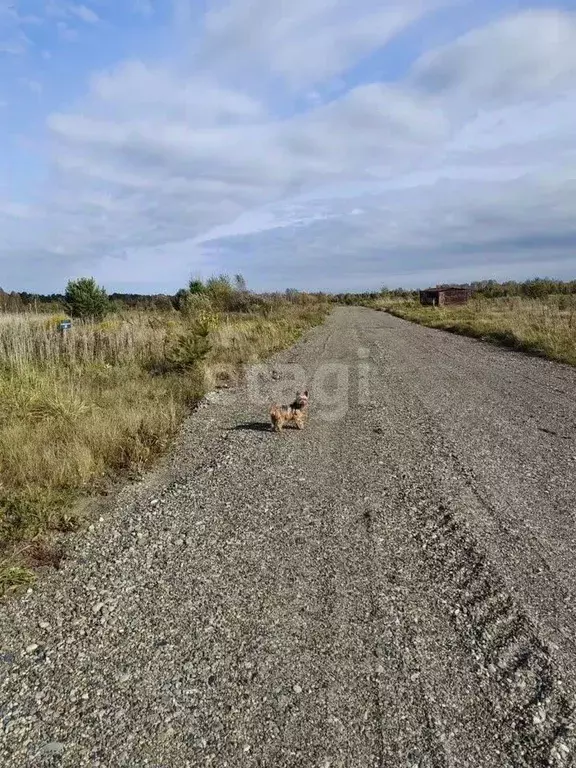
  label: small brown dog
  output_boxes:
[270,390,309,432]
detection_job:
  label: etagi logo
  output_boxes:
[230,346,374,422]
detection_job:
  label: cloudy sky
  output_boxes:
[1,0,576,294]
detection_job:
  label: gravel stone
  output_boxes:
[38,742,65,756]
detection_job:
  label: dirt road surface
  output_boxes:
[2,307,576,767]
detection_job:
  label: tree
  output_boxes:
[189,278,205,294]
[234,273,247,292]
[64,277,110,321]
[172,288,190,310]
[205,274,235,309]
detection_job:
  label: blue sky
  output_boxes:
[1,0,576,294]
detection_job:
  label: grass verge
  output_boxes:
[368,295,576,366]
[0,298,329,595]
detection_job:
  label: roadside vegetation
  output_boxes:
[356,278,576,367]
[0,276,329,595]
[379,296,576,366]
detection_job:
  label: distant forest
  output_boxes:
[331,278,576,304]
[1,277,575,312]
[0,290,179,313]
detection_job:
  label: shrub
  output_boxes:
[205,275,235,310]
[153,295,175,312]
[166,310,218,371]
[172,288,190,311]
[65,277,110,321]
[189,279,205,295]
[180,291,214,318]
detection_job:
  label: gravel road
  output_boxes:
[2,306,576,767]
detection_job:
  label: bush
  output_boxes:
[172,273,252,314]
[166,310,218,371]
[181,291,214,318]
[189,279,205,295]
[65,277,110,321]
[205,275,235,310]
[172,288,190,311]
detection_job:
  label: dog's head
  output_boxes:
[292,390,309,409]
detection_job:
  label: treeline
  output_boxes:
[0,287,178,314]
[332,278,576,305]
[469,278,576,299]
[2,276,576,314]
[0,276,329,315]
[0,289,65,313]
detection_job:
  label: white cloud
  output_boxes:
[411,10,576,105]
[0,201,32,218]
[2,3,576,291]
[41,67,449,278]
[68,4,100,24]
[0,11,30,55]
[201,0,449,88]
[88,60,265,123]
[200,170,576,290]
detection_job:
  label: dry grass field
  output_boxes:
[0,298,329,594]
[368,294,576,366]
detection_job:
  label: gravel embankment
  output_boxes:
[1,307,576,767]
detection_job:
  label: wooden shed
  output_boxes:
[419,285,473,307]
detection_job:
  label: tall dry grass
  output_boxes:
[372,294,576,366]
[0,312,172,370]
[0,300,329,593]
